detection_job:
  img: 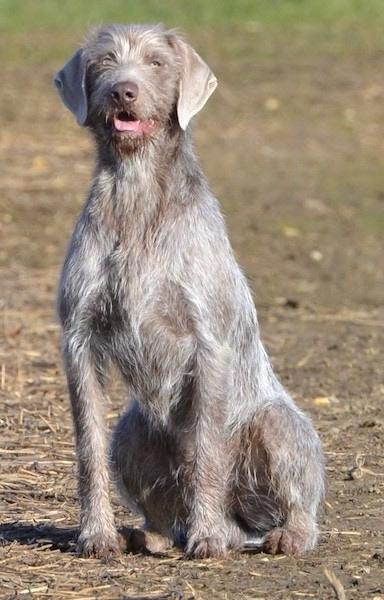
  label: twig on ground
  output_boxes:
[324,567,346,600]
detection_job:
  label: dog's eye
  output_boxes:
[150,59,162,67]
[102,53,116,66]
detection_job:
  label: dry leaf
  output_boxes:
[310,250,323,262]
[30,155,48,174]
[265,97,280,111]
[313,396,331,406]
[282,225,300,238]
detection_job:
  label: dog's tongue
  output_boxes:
[113,117,154,134]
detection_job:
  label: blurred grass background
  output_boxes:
[1,0,384,63]
[2,0,384,32]
[1,0,383,308]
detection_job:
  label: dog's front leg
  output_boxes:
[64,338,120,558]
[184,343,230,559]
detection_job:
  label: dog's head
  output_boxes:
[54,24,217,154]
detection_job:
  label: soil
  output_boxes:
[0,29,383,599]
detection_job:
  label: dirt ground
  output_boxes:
[0,28,383,599]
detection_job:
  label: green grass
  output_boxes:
[2,0,384,33]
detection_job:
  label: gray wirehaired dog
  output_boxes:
[54,24,325,560]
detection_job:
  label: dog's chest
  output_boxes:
[92,242,192,366]
[92,246,158,330]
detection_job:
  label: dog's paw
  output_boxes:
[185,536,227,560]
[77,531,121,559]
[263,527,310,557]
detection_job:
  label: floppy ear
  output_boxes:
[175,40,217,130]
[54,49,88,126]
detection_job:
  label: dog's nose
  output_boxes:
[111,81,139,104]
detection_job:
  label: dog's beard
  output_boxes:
[110,129,156,156]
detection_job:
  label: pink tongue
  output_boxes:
[113,117,153,133]
[114,117,142,132]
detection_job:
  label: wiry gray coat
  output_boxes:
[54,24,325,560]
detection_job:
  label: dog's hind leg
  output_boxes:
[111,402,185,554]
[234,399,325,557]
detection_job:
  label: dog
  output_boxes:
[54,23,325,559]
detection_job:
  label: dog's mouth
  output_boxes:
[112,111,157,135]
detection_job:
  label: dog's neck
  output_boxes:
[87,124,207,231]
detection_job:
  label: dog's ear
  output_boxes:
[173,39,217,131]
[54,49,88,126]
